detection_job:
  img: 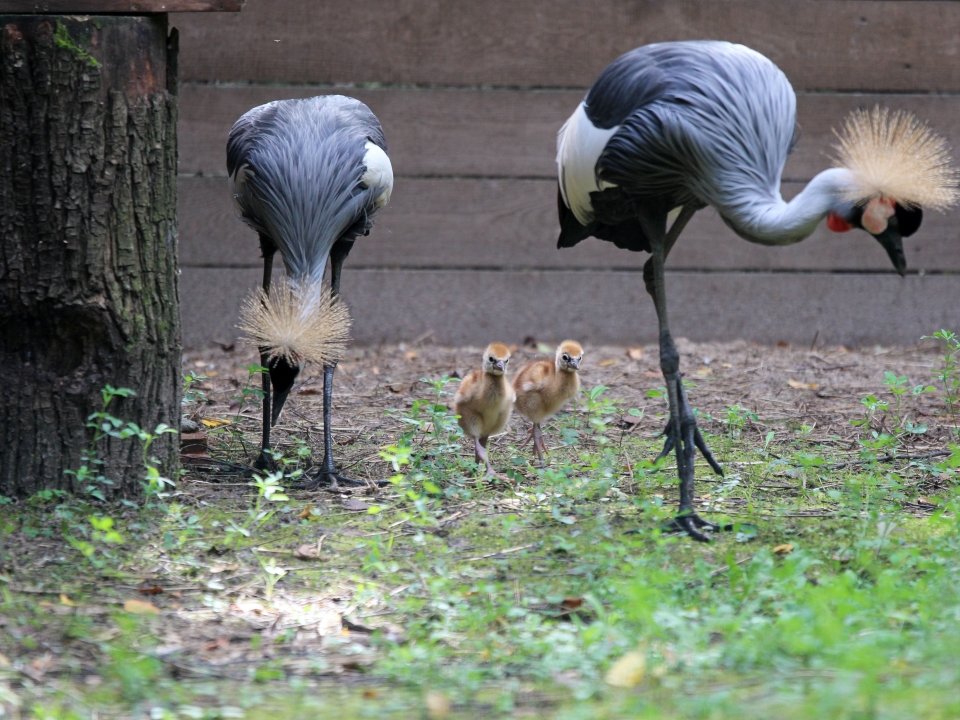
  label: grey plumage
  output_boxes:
[556,41,952,541]
[228,95,390,283]
[227,94,393,486]
[559,41,798,249]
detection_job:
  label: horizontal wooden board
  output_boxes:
[172,0,960,90]
[0,0,241,11]
[178,176,960,273]
[180,267,960,349]
[179,85,960,182]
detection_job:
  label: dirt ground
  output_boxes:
[183,336,954,476]
[1,337,955,710]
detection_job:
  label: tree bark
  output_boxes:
[0,14,180,497]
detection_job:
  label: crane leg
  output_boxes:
[254,237,278,473]
[640,208,726,542]
[293,239,379,490]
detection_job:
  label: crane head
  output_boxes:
[267,355,302,426]
[828,106,958,276]
[827,199,922,277]
[482,343,512,376]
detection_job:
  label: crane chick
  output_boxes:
[454,343,515,479]
[513,341,583,466]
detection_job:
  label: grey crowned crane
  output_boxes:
[227,95,393,488]
[556,41,957,541]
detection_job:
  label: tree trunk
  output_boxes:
[0,14,180,497]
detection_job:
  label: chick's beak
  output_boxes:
[872,222,907,277]
[493,360,505,373]
[567,357,580,370]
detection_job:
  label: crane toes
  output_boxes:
[252,450,279,474]
[289,470,387,491]
[662,512,732,542]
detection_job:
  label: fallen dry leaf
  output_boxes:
[605,650,647,688]
[773,543,794,555]
[343,498,371,512]
[298,387,322,396]
[386,384,408,393]
[0,652,10,667]
[404,351,418,361]
[317,611,343,637]
[138,585,164,595]
[643,370,661,379]
[917,497,938,507]
[424,691,452,719]
[294,544,322,560]
[201,418,231,428]
[298,504,316,519]
[59,594,79,607]
[695,367,713,376]
[209,563,239,574]
[599,359,619,367]
[123,599,160,615]
[626,347,644,360]
[787,380,819,390]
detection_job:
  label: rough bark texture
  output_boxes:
[0,15,180,497]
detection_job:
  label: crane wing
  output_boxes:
[226,96,392,281]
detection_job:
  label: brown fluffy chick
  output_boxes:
[512,340,583,466]
[454,343,515,478]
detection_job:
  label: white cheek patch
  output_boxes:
[862,197,896,235]
[361,141,394,209]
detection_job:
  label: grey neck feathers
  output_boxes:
[719,168,857,246]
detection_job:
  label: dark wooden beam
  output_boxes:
[0,0,242,12]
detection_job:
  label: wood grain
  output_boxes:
[0,0,241,11]
[179,85,960,182]
[178,176,960,273]
[172,0,960,90]
[180,266,960,349]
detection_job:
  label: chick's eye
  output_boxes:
[562,354,570,361]
[488,357,495,362]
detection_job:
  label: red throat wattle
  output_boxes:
[827,212,853,233]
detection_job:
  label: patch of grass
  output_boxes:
[2,343,960,718]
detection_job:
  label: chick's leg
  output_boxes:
[532,423,547,467]
[640,208,724,542]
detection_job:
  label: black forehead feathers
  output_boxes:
[895,203,923,238]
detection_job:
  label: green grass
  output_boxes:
[2,365,960,719]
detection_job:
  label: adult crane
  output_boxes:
[556,41,956,541]
[227,95,393,489]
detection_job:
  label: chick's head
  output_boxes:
[557,340,583,372]
[482,342,511,376]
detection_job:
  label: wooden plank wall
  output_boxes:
[172,0,960,349]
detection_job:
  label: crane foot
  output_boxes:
[655,421,723,476]
[289,470,388,491]
[252,450,278,474]
[662,512,734,543]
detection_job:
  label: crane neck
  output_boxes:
[723,168,857,246]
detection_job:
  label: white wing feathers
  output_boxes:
[556,102,619,225]
[362,141,394,209]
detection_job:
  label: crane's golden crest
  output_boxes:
[238,277,351,367]
[832,106,959,211]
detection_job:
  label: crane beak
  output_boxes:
[267,355,301,426]
[871,222,907,277]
